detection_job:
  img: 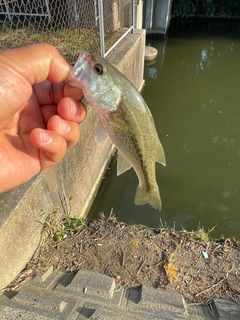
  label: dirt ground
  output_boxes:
[9,215,240,305]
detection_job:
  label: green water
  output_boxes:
[89,22,240,239]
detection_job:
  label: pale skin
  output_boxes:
[0,43,86,193]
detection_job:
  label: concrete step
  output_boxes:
[1,268,239,319]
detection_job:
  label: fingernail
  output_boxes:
[59,118,70,133]
[39,130,51,144]
[70,100,80,117]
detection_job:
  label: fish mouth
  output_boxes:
[68,50,92,87]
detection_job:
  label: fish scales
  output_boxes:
[67,50,166,210]
[107,97,158,195]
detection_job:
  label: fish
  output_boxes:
[67,50,166,210]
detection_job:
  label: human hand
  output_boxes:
[0,43,86,193]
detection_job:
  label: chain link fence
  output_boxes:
[0,0,134,63]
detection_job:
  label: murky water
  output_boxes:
[88,21,240,239]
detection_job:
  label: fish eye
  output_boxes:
[94,63,103,75]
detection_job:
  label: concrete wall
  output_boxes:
[134,0,143,29]
[143,0,173,35]
[0,29,146,290]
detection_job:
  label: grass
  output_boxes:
[159,218,218,242]
[1,23,126,63]
[43,205,220,246]
[55,215,86,242]
[42,205,86,243]
[189,224,218,242]
[0,25,100,63]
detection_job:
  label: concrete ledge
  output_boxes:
[0,29,146,290]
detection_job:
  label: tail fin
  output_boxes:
[134,185,162,211]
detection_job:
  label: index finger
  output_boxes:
[0,43,75,118]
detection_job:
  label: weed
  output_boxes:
[190,224,217,242]
[54,215,86,242]
[41,205,86,243]
[55,226,67,242]
[42,205,61,239]
[159,218,171,230]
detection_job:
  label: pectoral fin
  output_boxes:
[156,139,166,166]
[95,121,108,144]
[117,152,132,176]
[110,115,129,132]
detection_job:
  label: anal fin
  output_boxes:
[117,152,132,176]
[156,139,166,167]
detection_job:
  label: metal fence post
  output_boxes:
[132,0,135,33]
[98,0,105,57]
[45,0,51,23]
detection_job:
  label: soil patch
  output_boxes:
[9,216,240,305]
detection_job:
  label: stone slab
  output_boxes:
[0,305,52,320]
[139,285,187,314]
[127,286,188,319]
[213,299,240,320]
[67,269,115,299]
[0,269,239,319]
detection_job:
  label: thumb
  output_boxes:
[0,43,71,85]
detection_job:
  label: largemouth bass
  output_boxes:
[67,50,166,210]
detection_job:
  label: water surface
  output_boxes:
[89,22,240,239]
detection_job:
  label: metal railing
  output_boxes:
[1,0,51,22]
[98,0,134,58]
[0,0,134,62]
